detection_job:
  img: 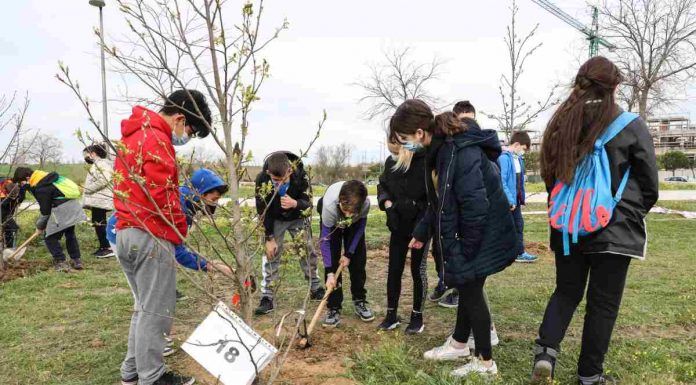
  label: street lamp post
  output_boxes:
[89,0,108,139]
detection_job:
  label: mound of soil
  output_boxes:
[0,259,51,282]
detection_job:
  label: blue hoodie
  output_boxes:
[107,168,228,271]
[497,150,526,206]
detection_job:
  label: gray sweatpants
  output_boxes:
[261,218,320,299]
[117,228,176,385]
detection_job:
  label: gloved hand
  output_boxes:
[36,215,49,231]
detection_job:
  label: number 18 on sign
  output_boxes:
[183,302,277,385]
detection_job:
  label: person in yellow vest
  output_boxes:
[13,167,87,272]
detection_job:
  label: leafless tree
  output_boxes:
[600,0,696,118]
[486,0,560,141]
[58,0,325,382]
[0,93,33,170]
[355,47,443,120]
[25,133,63,168]
[313,143,353,184]
[1,92,34,275]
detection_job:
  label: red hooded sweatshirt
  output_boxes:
[114,106,187,244]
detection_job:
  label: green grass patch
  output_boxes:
[0,205,694,384]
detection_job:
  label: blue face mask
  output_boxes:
[402,141,424,153]
[172,131,190,146]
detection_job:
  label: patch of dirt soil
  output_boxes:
[525,241,553,261]
[0,259,51,282]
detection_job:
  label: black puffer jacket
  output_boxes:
[548,113,659,258]
[255,151,312,237]
[377,152,428,236]
[414,123,517,287]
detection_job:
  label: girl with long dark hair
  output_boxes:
[390,101,517,378]
[531,56,659,385]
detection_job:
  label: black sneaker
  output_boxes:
[531,345,558,385]
[322,308,341,327]
[378,310,401,331]
[254,297,274,315]
[405,311,424,335]
[176,290,188,301]
[578,374,617,385]
[95,247,115,258]
[121,374,138,385]
[54,260,71,273]
[428,286,448,302]
[310,287,326,301]
[153,371,195,385]
[438,290,459,308]
[354,300,375,322]
[71,258,84,270]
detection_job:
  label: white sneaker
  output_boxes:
[451,357,498,377]
[423,336,471,361]
[466,328,500,350]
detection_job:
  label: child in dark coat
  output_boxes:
[377,140,429,334]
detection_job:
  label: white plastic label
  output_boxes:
[183,301,277,385]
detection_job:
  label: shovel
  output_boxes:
[297,264,345,349]
[3,230,41,262]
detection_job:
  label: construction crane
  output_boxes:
[531,0,616,58]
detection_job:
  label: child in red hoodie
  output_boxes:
[114,90,211,385]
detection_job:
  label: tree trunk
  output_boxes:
[638,88,650,120]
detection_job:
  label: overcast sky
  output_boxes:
[1,0,694,165]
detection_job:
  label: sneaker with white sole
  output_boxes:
[322,309,341,327]
[404,311,424,335]
[516,252,538,263]
[354,300,375,322]
[451,357,498,377]
[163,345,177,357]
[466,327,500,350]
[438,290,459,308]
[95,247,115,258]
[423,336,471,361]
[378,310,401,331]
[121,375,138,385]
[531,345,558,385]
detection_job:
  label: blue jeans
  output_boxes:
[512,205,525,255]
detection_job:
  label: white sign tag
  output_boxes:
[183,301,278,385]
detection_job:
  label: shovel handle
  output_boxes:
[305,264,344,337]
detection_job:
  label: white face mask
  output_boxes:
[172,131,190,146]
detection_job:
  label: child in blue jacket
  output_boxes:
[107,168,232,273]
[498,131,537,263]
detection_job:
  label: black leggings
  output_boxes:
[386,231,428,312]
[91,207,110,249]
[452,277,492,360]
[536,251,631,377]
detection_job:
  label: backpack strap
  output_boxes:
[596,112,639,148]
[614,166,632,202]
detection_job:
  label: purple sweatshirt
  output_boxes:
[318,182,370,273]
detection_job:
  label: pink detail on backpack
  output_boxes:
[596,205,611,227]
[568,189,584,233]
[581,189,601,232]
[549,204,566,229]
[550,182,564,199]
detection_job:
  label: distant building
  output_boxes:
[518,116,696,161]
[647,115,696,160]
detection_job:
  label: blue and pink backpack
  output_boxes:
[548,111,639,255]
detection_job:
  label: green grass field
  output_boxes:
[0,206,694,385]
